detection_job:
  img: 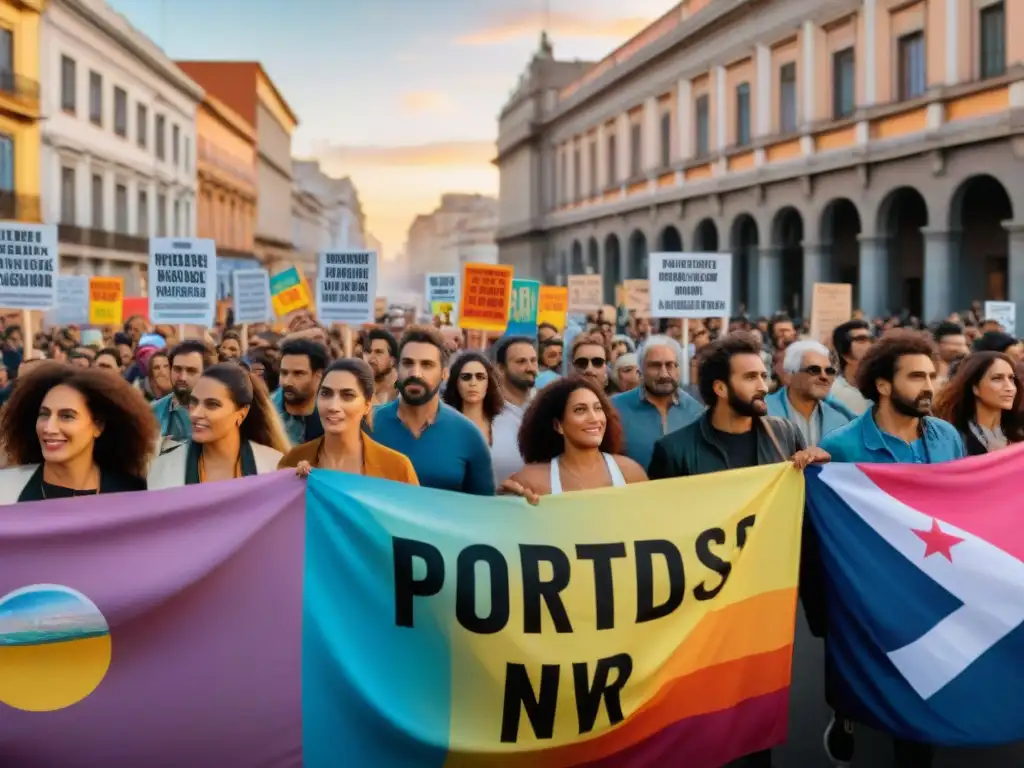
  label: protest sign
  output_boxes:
[810,283,853,345]
[148,238,216,326]
[623,279,650,315]
[567,274,603,315]
[49,275,90,326]
[985,301,1016,335]
[269,266,311,317]
[537,285,568,330]
[505,279,540,337]
[648,252,732,319]
[231,269,272,325]
[426,273,459,323]
[0,222,58,310]
[458,263,513,332]
[317,250,377,324]
[88,277,124,327]
[122,296,149,322]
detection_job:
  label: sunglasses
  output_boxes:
[459,372,487,382]
[574,356,607,370]
[801,365,838,377]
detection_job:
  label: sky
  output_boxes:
[106,0,674,258]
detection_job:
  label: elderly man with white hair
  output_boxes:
[611,334,704,469]
[765,338,856,447]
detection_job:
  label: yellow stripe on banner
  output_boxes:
[442,463,805,755]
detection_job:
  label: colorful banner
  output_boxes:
[0,465,803,765]
[270,265,312,317]
[459,263,512,332]
[537,286,568,331]
[505,278,539,337]
[88,277,124,327]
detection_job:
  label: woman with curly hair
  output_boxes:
[498,376,646,502]
[933,350,1024,455]
[441,351,504,444]
[0,362,159,503]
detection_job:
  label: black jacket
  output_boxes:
[647,413,805,479]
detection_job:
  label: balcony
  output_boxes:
[0,192,41,222]
[0,70,40,110]
[57,226,147,253]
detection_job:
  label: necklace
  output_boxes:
[559,455,607,486]
[40,469,101,499]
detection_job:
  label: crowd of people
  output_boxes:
[0,298,1020,767]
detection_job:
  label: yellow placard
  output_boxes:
[537,286,568,330]
[88,277,124,327]
[269,266,312,318]
[458,263,513,332]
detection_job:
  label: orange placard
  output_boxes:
[88,277,124,327]
[458,263,513,332]
[537,286,569,330]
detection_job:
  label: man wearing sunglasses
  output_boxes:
[570,336,609,391]
[766,339,855,447]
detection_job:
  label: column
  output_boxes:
[755,45,771,136]
[676,78,692,169]
[79,156,92,229]
[802,242,828,313]
[581,136,591,198]
[615,112,629,190]
[858,235,889,318]
[643,96,659,172]
[596,124,607,191]
[863,0,876,105]
[714,66,726,152]
[566,140,576,202]
[1004,221,1024,323]
[945,0,958,85]
[801,21,817,155]
[757,246,783,314]
[130,263,142,295]
[921,228,956,322]
[103,169,116,232]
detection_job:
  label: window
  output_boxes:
[156,192,167,236]
[606,133,617,185]
[60,167,76,225]
[91,173,103,229]
[173,199,181,236]
[980,3,1005,79]
[0,134,14,191]
[659,111,671,168]
[695,94,710,156]
[61,56,76,113]
[0,28,10,76]
[735,82,751,146]
[114,87,127,137]
[588,140,598,196]
[832,48,856,119]
[779,63,798,133]
[136,103,147,148]
[137,190,148,236]
[184,137,191,171]
[629,122,642,177]
[558,150,566,204]
[184,200,191,235]
[172,124,180,165]
[89,71,102,126]
[898,32,926,100]
[155,114,165,160]
[572,146,581,201]
[115,183,128,233]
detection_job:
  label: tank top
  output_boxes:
[549,453,627,495]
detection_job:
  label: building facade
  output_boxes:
[496,0,1024,321]
[0,0,43,223]
[293,159,366,251]
[176,61,298,270]
[406,194,499,280]
[40,0,202,292]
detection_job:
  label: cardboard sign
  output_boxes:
[648,252,732,319]
[810,283,853,345]
[623,279,650,315]
[506,279,540,337]
[88,277,124,327]
[148,237,217,326]
[537,286,568,330]
[232,269,272,325]
[458,263,513,332]
[317,250,378,324]
[270,266,312,317]
[567,274,603,315]
[0,222,58,310]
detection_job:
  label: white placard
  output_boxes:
[47,275,90,326]
[148,237,217,326]
[0,221,58,309]
[425,272,458,304]
[317,250,377,324]
[648,251,732,319]
[984,300,1016,336]
[231,269,272,325]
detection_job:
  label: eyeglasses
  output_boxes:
[573,356,607,371]
[459,372,487,382]
[801,365,838,377]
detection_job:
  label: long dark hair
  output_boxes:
[198,363,291,453]
[517,376,623,464]
[320,358,375,431]
[443,351,504,422]
[933,351,1024,443]
[0,362,159,478]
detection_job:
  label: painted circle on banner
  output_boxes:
[0,584,111,712]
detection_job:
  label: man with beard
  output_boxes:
[372,325,494,495]
[273,339,329,446]
[612,335,703,469]
[364,328,398,405]
[151,340,216,441]
[490,336,540,484]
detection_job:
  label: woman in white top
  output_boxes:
[148,362,290,489]
[501,377,646,501]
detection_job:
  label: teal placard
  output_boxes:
[505,279,540,337]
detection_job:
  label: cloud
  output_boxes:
[457,11,651,46]
[312,141,496,169]
[400,90,455,114]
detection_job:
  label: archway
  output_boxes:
[628,229,648,279]
[819,199,862,305]
[659,225,682,251]
[950,175,1013,310]
[772,207,804,317]
[729,215,759,315]
[586,237,600,274]
[878,187,928,318]
[571,240,584,275]
[603,234,622,304]
[693,218,720,252]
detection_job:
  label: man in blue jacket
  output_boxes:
[766,339,855,447]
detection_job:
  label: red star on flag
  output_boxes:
[912,518,964,561]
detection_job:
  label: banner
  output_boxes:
[0,466,804,766]
[88,277,124,327]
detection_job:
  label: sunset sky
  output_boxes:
[107,0,673,257]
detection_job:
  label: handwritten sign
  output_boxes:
[567,274,603,315]
[458,263,513,332]
[88,277,124,326]
[648,252,732,319]
[810,283,853,345]
[623,279,650,315]
[505,279,540,337]
[148,238,217,326]
[537,286,569,330]
[0,222,58,310]
[270,266,312,317]
[317,250,378,324]
[232,269,272,325]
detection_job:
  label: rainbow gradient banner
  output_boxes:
[0,466,804,767]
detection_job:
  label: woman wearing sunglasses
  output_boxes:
[765,339,856,447]
[441,351,504,445]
